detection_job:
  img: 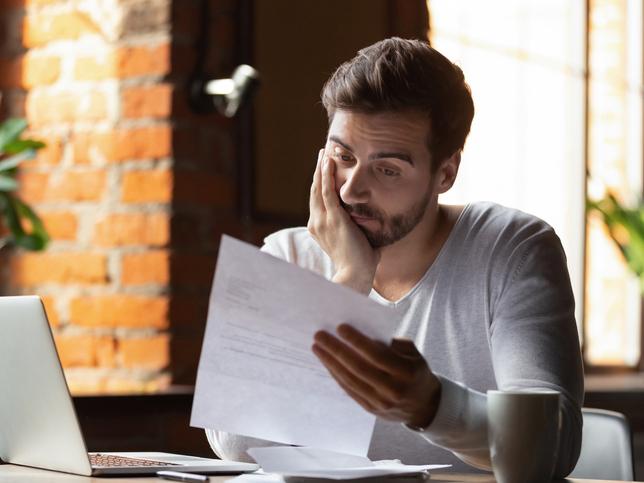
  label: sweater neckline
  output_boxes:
[369,203,471,307]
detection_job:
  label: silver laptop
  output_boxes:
[0,295,259,476]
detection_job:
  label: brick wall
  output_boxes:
[0,0,255,393]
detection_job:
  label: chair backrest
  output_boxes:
[569,408,634,481]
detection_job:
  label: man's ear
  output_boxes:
[436,151,461,194]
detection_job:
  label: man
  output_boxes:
[206,37,584,476]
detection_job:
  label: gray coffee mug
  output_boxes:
[487,390,561,483]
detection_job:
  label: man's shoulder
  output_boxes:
[262,227,332,276]
[263,227,318,254]
[455,201,563,267]
[464,201,556,243]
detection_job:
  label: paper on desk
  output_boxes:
[246,446,450,479]
[190,235,398,456]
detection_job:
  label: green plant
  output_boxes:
[587,192,644,291]
[0,118,49,251]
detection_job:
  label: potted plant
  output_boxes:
[587,190,644,291]
[0,118,49,251]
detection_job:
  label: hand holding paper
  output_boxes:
[312,326,442,430]
[191,236,400,456]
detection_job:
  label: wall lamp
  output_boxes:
[204,64,259,118]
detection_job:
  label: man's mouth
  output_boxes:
[349,213,376,225]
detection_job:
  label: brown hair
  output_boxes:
[321,37,474,170]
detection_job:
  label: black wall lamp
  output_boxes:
[187,0,259,118]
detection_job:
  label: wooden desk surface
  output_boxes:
[0,464,638,483]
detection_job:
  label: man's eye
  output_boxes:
[379,167,400,177]
[340,154,353,162]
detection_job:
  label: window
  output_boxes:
[428,0,643,368]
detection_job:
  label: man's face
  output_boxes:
[325,110,439,248]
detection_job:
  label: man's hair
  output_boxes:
[321,37,474,170]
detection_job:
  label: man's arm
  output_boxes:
[416,229,584,476]
[314,229,583,477]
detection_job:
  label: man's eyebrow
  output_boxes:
[328,136,353,152]
[328,135,414,166]
[369,151,414,165]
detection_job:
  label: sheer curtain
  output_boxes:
[428,0,587,334]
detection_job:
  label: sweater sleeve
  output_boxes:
[417,229,584,477]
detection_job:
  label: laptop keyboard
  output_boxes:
[89,453,180,468]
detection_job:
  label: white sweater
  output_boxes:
[205,202,584,476]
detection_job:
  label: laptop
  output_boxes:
[0,295,259,476]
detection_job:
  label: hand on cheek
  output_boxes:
[307,149,380,294]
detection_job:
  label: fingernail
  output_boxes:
[323,157,329,169]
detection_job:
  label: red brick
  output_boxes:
[6,131,62,167]
[74,43,170,81]
[30,135,63,165]
[118,334,170,370]
[0,56,21,89]
[93,212,170,247]
[40,211,78,240]
[115,43,171,78]
[23,11,101,47]
[11,252,108,285]
[75,127,171,163]
[26,0,66,6]
[121,250,170,285]
[18,170,107,203]
[23,54,61,87]
[72,131,111,164]
[110,126,172,162]
[121,84,172,119]
[0,0,25,9]
[26,90,108,125]
[103,374,171,394]
[121,169,172,203]
[54,334,116,368]
[74,53,116,81]
[41,295,60,327]
[70,295,169,329]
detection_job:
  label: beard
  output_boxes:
[341,190,431,248]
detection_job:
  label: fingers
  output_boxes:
[312,343,378,412]
[390,338,421,357]
[321,154,341,211]
[309,149,326,215]
[336,324,416,378]
[313,340,397,411]
[314,331,391,383]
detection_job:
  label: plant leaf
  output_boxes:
[0,118,28,153]
[0,174,18,191]
[0,149,36,172]
[0,192,49,251]
[3,139,46,154]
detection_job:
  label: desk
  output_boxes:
[0,465,639,483]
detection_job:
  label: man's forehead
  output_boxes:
[328,110,430,148]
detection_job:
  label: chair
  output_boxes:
[569,408,635,481]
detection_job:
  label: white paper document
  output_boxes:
[246,447,451,479]
[191,235,399,456]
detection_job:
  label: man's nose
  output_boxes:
[339,166,370,205]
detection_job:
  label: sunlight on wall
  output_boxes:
[428,0,587,336]
[585,0,642,366]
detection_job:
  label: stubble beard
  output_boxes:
[342,190,431,248]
